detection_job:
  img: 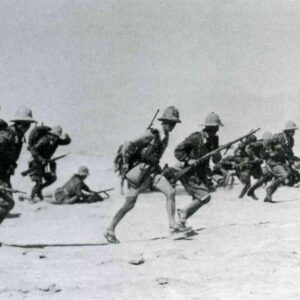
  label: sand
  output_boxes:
[1,161,300,300]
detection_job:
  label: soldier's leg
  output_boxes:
[264,165,288,203]
[29,161,45,201]
[247,166,272,200]
[178,178,210,225]
[0,190,14,225]
[152,174,178,228]
[105,178,151,243]
[238,171,251,198]
[30,175,43,201]
[42,172,57,189]
[42,161,57,190]
[62,195,80,204]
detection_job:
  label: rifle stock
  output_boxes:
[175,128,260,180]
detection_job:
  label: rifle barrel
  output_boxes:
[176,128,260,180]
[147,109,160,129]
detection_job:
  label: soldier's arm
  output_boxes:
[82,182,92,193]
[212,136,221,163]
[174,133,197,162]
[234,142,244,156]
[58,134,71,145]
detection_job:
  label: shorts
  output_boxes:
[126,174,175,199]
[180,175,210,201]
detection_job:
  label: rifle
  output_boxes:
[234,159,262,169]
[0,186,26,194]
[175,128,261,180]
[21,152,70,177]
[147,109,160,130]
[94,188,114,199]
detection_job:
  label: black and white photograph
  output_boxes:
[0,1,300,299]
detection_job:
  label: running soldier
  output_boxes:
[0,106,36,225]
[174,112,223,228]
[234,134,263,199]
[246,131,289,203]
[274,121,300,186]
[104,106,184,243]
[28,125,71,202]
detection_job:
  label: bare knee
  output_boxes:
[167,189,176,200]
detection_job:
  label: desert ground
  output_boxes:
[0,153,300,300]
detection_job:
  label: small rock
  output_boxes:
[18,289,29,294]
[39,255,46,259]
[128,255,145,265]
[156,277,169,285]
[37,284,61,293]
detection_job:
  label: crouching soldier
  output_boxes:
[104,106,185,243]
[0,106,35,224]
[28,125,71,202]
[175,112,223,228]
[49,166,103,204]
[248,131,289,203]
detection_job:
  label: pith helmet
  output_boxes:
[76,165,89,176]
[284,120,298,131]
[11,106,36,123]
[262,131,273,141]
[202,112,224,127]
[50,125,63,138]
[158,106,181,123]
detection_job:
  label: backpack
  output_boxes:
[0,119,10,157]
[114,145,124,176]
[0,119,8,131]
[113,129,161,177]
[28,125,51,151]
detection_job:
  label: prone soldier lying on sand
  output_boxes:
[48,166,107,204]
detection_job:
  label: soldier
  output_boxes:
[104,106,184,243]
[274,121,300,185]
[174,112,223,228]
[247,131,289,203]
[28,125,71,202]
[0,106,35,224]
[245,132,275,200]
[213,155,239,190]
[213,134,260,196]
[234,134,263,199]
[49,166,103,204]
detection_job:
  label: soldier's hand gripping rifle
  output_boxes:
[21,153,70,177]
[0,185,26,194]
[175,128,261,180]
[234,159,263,169]
[93,188,114,199]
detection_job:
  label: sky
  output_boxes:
[1,0,300,163]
